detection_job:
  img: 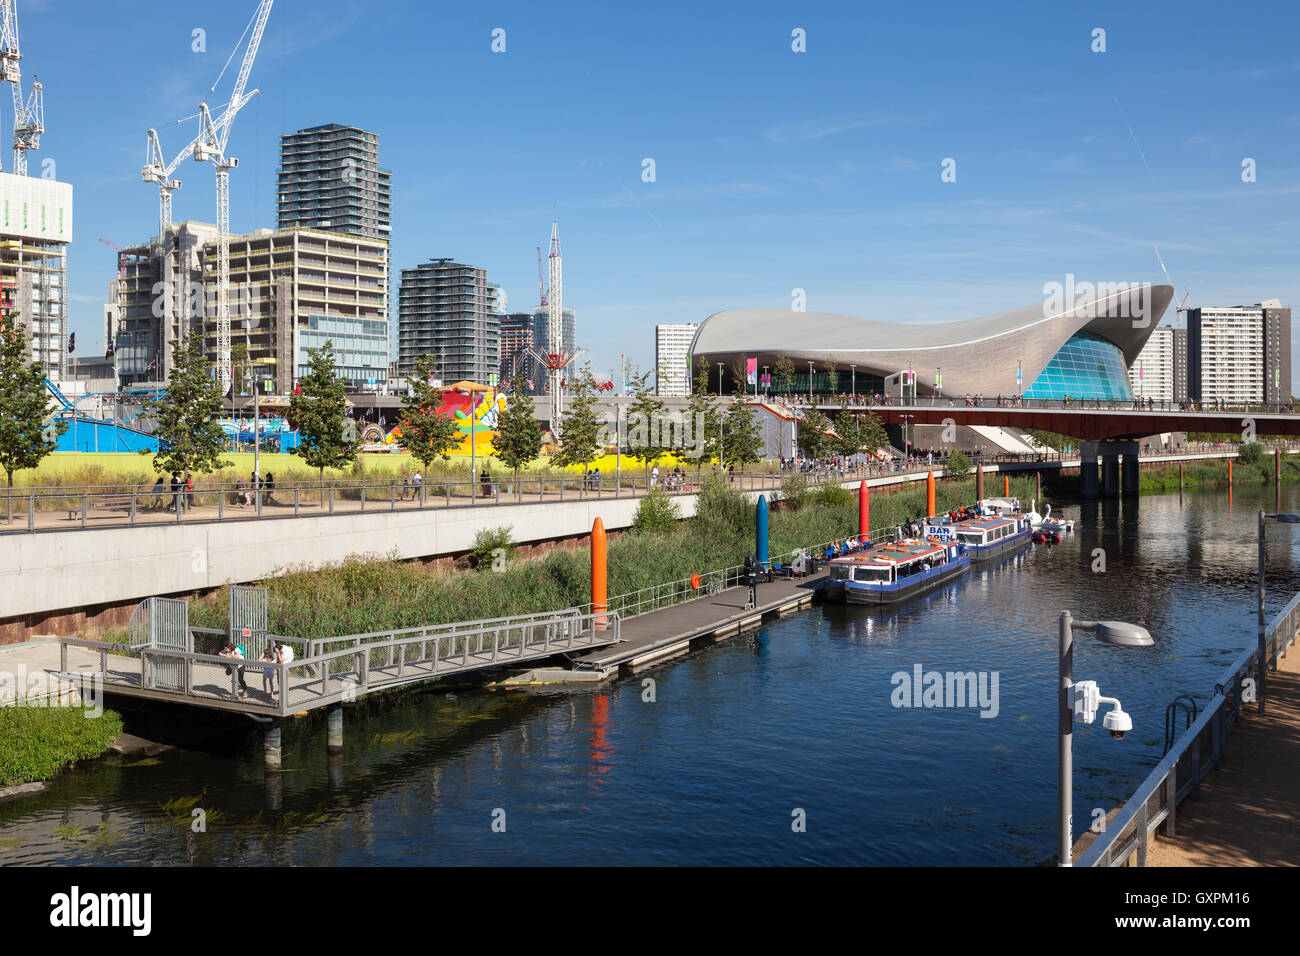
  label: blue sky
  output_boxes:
[26,0,1300,380]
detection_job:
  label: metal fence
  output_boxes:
[58,608,618,715]
[125,596,190,692]
[2,447,1244,536]
[1078,591,1300,867]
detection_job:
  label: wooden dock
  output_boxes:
[504,573,824,683]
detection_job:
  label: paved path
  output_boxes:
[572,574,823,671]
[1147,648,1300,867]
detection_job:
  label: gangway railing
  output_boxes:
[1078,591,1300,867]
[57,609,620,716]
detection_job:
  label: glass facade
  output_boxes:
[1023,331,1133,402]
[297,314,389,386]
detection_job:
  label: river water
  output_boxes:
[3,485,1296,866]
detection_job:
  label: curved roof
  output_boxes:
[690,282,1173,397]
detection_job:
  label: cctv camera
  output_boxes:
[1103,706,1132,740]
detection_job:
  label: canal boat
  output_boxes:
[822,537,970,606]
[930,513,1032,562]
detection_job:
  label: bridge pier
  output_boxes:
[264,717,282,771]
[327,702,344,753]
[1080,442,1099,499]
[1101,455,1120,499]
[1122,449,1140,499]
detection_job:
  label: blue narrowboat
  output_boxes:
[926,514,1032,563]
[821,537,970,606]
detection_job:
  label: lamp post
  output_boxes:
[936,367,942,406]
[1058,611,1153,866]
[1258,510,1300,714]
[717,362,723,398]
[763,365,770,398]
[851,364,856,398]
[808,361,814,405]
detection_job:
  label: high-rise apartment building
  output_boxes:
[278,124,393,363]
[1187,301,1291,405]
[277,125,391,239]
[0,172,73,379]
[498,312,536,387]
[398,259,499,383]
[111,224,390,392]
[530,305,575,393]
[656,323,699,396]
[1127,325,1188,403]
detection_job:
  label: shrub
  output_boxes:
[947,449,971,479]
[812,482,853,508]
[0,707,124,787]
[1238,442,1264,466]
[632,486,681,535]
[694,473,752,539]
[781,473,811,511]
[468,526,515,571]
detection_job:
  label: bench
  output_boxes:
[66,494,138,521]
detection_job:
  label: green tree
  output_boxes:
[799,408,834,460]
[722,387,763,470]
[684,366,723,472]
[627,368,670,478]
[773,355,796,394]
[552,363,602,476]
[834,399,862,458]
[857,408,889,456]
[491,368,542,493]
[0,313,66,520]
[291,339,356,483]
[146,332,230,483]
[947,449,972,479]
[399,354,462,477]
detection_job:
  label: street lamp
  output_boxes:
[717,362,723,398]
[851,364,856,398]
[1258,510,1300,714]
[1058,610,1153,867]
[763,365,770,398]
[808,361,814,405]
[936,366,942,406]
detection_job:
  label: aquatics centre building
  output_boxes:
[690,282,1174,401]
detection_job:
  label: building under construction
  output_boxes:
[110,223,389,393]
[0,170,71,379]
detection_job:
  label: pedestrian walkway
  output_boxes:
[1147,649,1300,867]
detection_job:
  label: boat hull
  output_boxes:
[822,553,971,606]
[966,527,1033,563]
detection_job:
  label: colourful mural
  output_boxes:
[386,382,506,456]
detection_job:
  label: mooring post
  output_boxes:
[1004,474,1010,497]
[327,702,344,753]
[926,471,936,518]
[264,718,282,771]
[756,494,769,566]
[975,462,984,502]
[591,517,607,628]
[1036,471,1041,499]
[859,480,869,538]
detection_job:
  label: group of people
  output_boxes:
[232,472,275,508]
[218,639,296,700]
[148,473,192,512]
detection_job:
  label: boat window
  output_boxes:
[854,566,891,583]
[956,531,982,544]
[830,564,851,581]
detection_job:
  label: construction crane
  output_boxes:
[536,245,547,307]
[1153,244,1192,321]
[193,0,273,393]
[0,0,44,175]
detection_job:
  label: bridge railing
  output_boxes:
[773,394,1300,415]
[1078,591,1300,867]
[57,609,621,715]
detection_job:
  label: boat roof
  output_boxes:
[832,539,947,566]
[953,515,1018,530]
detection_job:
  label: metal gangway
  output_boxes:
[59,594,620,717]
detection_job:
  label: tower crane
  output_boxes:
[193,0,273,393]
[1153,244,1192,322]
[0,0,43,176]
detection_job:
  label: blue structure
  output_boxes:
[1022,331,1134,402]
[755,494,769,567]
[44,379,160,453]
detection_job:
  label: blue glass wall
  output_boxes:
[1023,331,1133,401]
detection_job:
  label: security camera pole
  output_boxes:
[1058,611,1153,867]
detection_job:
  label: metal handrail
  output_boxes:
[1079,590,1300,866]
